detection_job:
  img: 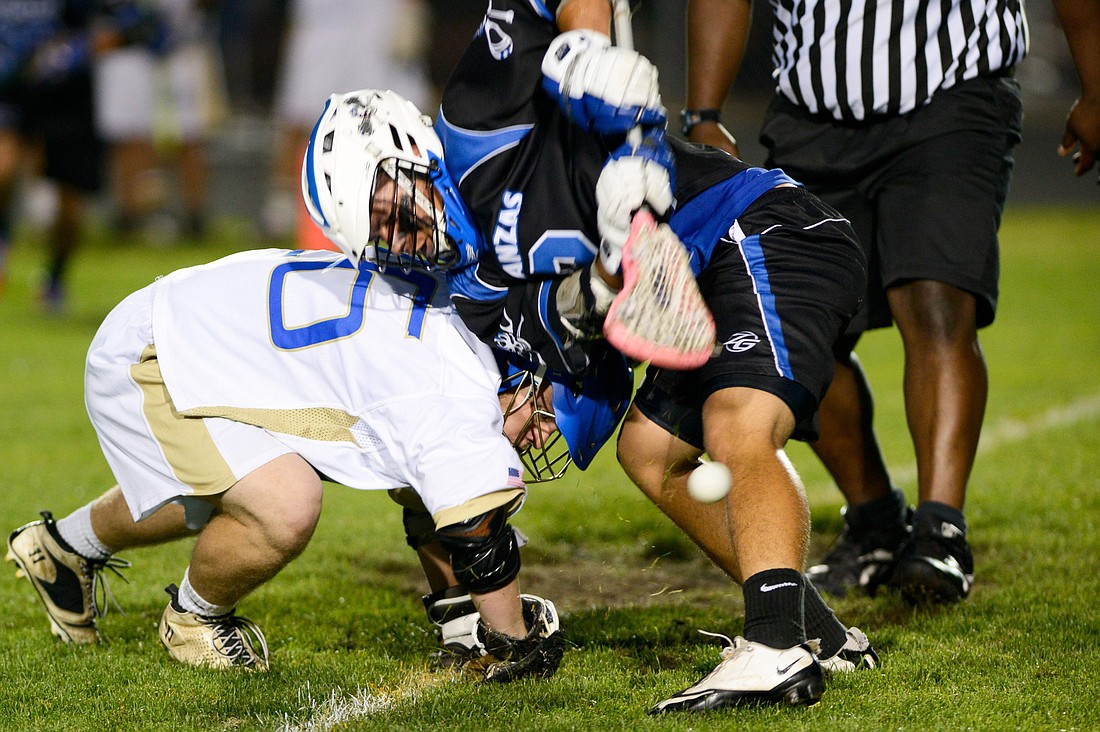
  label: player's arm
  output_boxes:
[1052,0,1100,179]
[543,0,675,285]
[555,0,612,32]
[684,0,752,156]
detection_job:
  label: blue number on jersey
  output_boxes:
[268,258,436,349]
[527,230,598,275]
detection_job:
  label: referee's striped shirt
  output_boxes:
[770,0,1029,121]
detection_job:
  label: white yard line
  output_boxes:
[861,393,1100,488]
[276,671,446,731]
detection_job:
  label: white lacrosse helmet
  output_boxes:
[301,89,462,270]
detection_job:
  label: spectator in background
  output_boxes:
[94,0,228,243]
[0,0,160,309]
[261,0,431,246]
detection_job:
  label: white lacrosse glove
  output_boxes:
[596,129,675,274]
[541,30,666,134]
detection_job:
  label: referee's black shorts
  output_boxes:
[633,185,866,445]
[760,73,1023,333]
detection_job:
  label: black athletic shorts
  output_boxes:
[760,73,1023,332]
[633,185,866,446]
[0,73,104,193]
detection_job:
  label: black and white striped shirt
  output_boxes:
[770,0,1029,121]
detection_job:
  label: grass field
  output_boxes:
[0,206,1097,731]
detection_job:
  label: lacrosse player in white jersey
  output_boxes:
[5,90,584,681]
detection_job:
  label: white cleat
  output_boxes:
[818,626,880,674]
[649,634,825,713]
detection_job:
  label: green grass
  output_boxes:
[1,207,1098,731]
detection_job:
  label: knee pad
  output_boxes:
[402,507,438,549]
[389,487,438,549]
[436,507,521,594]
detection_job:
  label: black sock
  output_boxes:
[913,501,967,535]
[803,583,849,658]
[742,569,805,649]
[845,488,908,532]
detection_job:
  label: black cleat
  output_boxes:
[891,514,974,605]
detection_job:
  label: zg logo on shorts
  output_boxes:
[723,331,761,353]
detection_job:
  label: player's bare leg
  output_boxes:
[158,454,322,670]
[185,454,322,607]
[89,485,197,548]
[621,387,868,711]
[805,350,910,596]
[699,388,808,575]
[617,408,743,580]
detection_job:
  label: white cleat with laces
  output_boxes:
[649,633,825,714]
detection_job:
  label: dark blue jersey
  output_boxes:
[440,0,794,374]
[0,0,160,93]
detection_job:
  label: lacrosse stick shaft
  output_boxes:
[612,0,634,50]
[612,0,643,149]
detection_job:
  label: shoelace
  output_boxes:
[89,555,133,619]
[208,614,270,667]
[697,629,822,660]
[697,629,738,660]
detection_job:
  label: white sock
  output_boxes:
[177,568,234,617]
[55,504,113,561]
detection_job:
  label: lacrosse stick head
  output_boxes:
[302,89,475,271]
[603,209,717,369]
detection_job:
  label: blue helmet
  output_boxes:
[496,349,633,481]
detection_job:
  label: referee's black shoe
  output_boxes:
[890,513,974,605]
[805,514,910,597]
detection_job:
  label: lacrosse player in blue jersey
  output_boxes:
[427,0,879,712]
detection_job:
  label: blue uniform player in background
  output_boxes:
[0,0,162,307]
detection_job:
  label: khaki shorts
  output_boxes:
[85,285,294,523]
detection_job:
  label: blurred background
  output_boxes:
[211,0,1092,227]
[9,0,1096,253]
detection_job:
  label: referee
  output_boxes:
[683,0,1097,606]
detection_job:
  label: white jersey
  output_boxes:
[88,249,523,521]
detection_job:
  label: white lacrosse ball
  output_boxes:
[687,461,731,503]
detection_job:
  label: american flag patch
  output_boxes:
[507,467,525,488]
